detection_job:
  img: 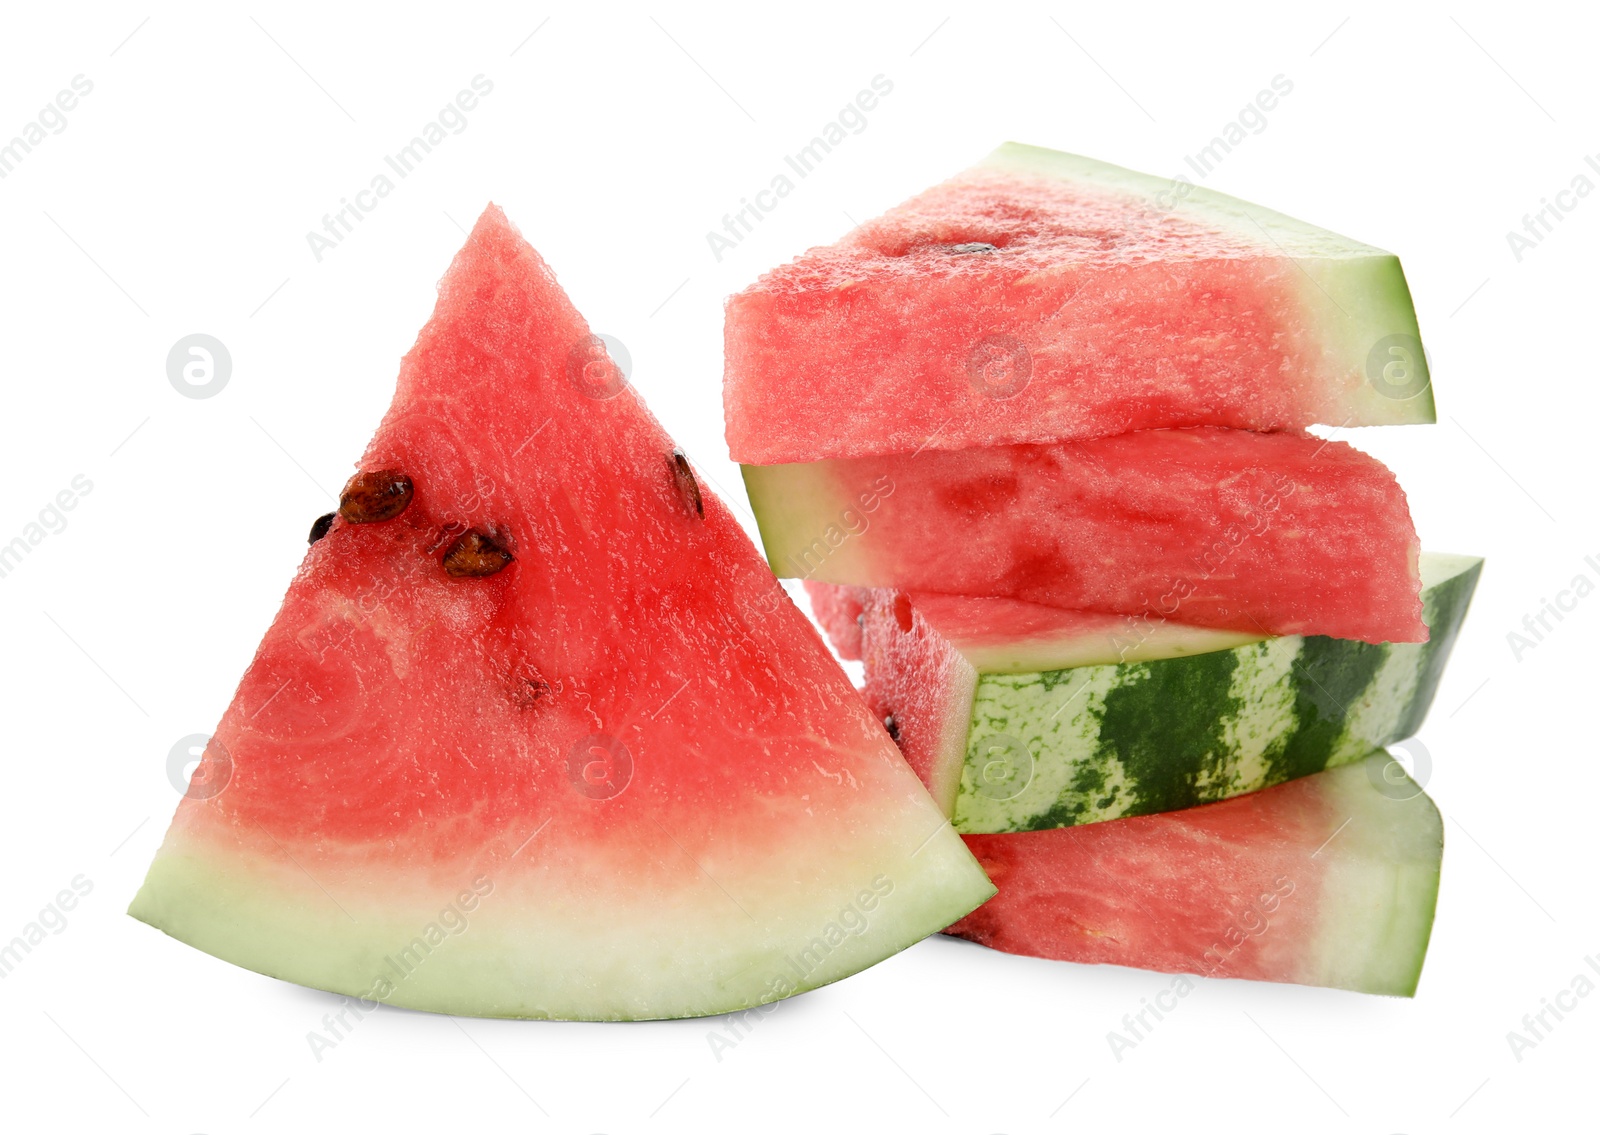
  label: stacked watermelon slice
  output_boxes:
[725,144,1481,996]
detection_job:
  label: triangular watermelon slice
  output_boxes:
[130,206,993,1021]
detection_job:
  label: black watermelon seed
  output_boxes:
[884,714,900,742]
[948,242,998,254]
[308,512,336,545]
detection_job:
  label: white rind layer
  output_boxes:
[130,792,993,1021]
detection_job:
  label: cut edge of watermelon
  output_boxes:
[743,435,1428,645]
[857,594,978,820]
[933,602,1266,674]
[981,143,1437,427]
[943,551,1475,675]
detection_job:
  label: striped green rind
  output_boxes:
[952,553,1480,833]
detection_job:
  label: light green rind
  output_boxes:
[982,142,1385,256]
[982,143,1436,425]
[741,461,881,583]
[962,619,1267,673]
[129,813,994,1021]
[1299,755,1443,997]
[1301,252,1436,424]
[950,553,1480,833]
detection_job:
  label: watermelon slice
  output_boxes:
[857,553,1479,830]
[129,206,994,1021]
[948,754,1443,996]
[724,143,1433,465]
[804,580,868,661]
[744,426,1424,644]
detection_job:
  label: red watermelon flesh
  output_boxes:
[724,143,1433,465]
[804,580,868,661]
[743,427,1425,644]
[855,587,981,809]
[129,206,994,1021]
[947,756,1443,995]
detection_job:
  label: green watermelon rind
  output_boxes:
[983,143,1437,426]
[742,461,878,584]
[129,814,995,1021]
[940,553,1479,833]
[1299,757,1443,997]
[982,143,1388,256]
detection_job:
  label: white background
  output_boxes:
[0,2,1593,1131]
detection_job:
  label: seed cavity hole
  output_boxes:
[442,529,514,578]
[892,593,914,634]
[671,448,704,519]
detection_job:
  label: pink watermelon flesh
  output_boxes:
[129,206,994,1021]
[804,580,868,660]
[724,143,1433,464]
[947,756,1443,996]
[743,427,1424,644]
[858,588,977,807]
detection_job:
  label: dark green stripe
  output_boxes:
[1070,650,1243,819]
[1271,635,1388,784]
